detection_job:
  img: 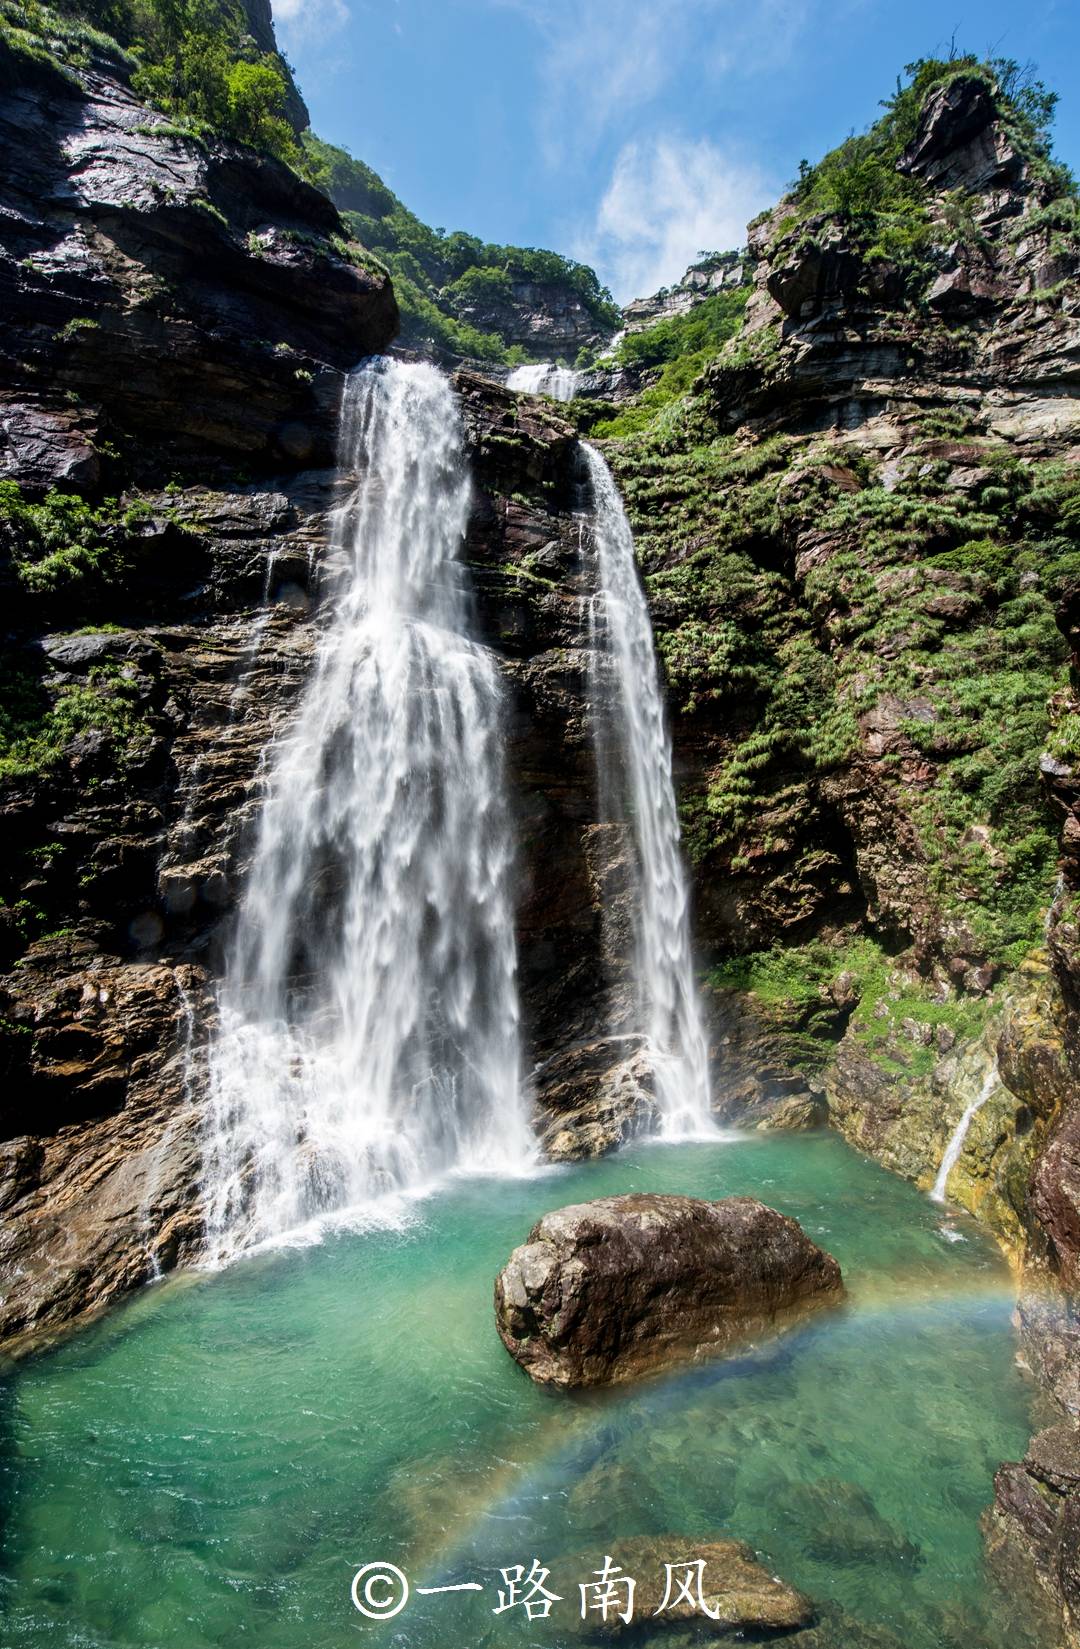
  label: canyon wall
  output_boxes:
[5,45,1080,1642]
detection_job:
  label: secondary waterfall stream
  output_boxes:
[201,358,530,1259]
[505,362,579,400]
[932,1062,998,1203]
[581,443,713,1134]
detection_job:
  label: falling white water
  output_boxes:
[506,362,579,402]
[581,442,713,1136]
[931,1063,998,1203]
[201,358,531,1260]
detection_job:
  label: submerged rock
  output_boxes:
[566,1536,813,1636]
[777,1478,922,1573]
[494,1193,843,1388]
[785,1606,907,1648]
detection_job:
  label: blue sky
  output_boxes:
[275,0,1080,302]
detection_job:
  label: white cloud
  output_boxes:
[577,134,775,302]
[273,0,349,40]
[494,0,815,160]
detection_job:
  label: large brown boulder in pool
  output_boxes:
[494,1193,843,1388]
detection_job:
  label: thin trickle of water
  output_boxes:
[932,1063,998,1203]
[201,358,532,1260]
[506,362,579,402]
[229,547,282,714]
[580,442,713,1136]
[1045,871,1066,938]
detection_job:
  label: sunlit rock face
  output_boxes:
[621,250,749,334]
[494,1192,843,1387]
[1,64,397,488]
[446,277,610,356]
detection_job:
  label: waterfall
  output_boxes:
[931,1064,998,1203]
[580,442,713,1136]
[201,358,531,1259]
[506,362,579,402]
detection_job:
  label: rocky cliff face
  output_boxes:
[448,276,610,358]
[0,35,400,1347]
[621,250,749,334]
[5,55,1080,1647]
[577,71,1080,1230]
[570,68,1080,1645]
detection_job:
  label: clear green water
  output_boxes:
[0,1134,1042,1648]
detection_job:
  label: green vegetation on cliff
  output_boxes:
[608,400,1072,977]
[616,288,750,372]
[773,55,1074,292]
[585,55,1078,453]
[127,0,299,162]
[1,0,302,162]
[301,133,619,362]
[588,288,751,438]
[0,485,168,779]
[0,657,152,781]
[0,483,140,599]
[709,934,993,1079]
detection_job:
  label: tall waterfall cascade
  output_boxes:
[202,358,531,1259]
[581,443,714,1135]
[506,362,579,402]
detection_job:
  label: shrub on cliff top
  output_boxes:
[443,264,515,310]
[616,288,750,372]
[0,482,158,612]
[0,0,137,79]
[787,54,1073,291]
[795,54,1064,217]
[127,0,300,163]
[11,0,302,164]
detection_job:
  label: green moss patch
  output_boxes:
[0,656,153,780]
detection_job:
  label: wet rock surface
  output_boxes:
[0,63,397,485]
[987,1424,1080,1649]
[494,1194,843,1388]
[0,37,624,1349]
[0,31,400,1348]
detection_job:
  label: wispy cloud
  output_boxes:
[576,134,776,302]
[273,0,349,42]
[494,0,815,160]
